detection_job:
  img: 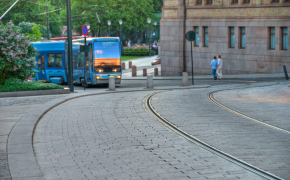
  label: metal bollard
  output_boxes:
[143,68,147,76]
[129,61,132,68]
[122,62,125,70]
[132,65,137,76]
[154,67,158,76]
[147,75,153,88]
[182,72,189,86]
[109,76,115,91]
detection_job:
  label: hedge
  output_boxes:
[0,81,64,92]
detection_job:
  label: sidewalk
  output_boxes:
[121,55,289,80]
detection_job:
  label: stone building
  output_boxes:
[160,0,290,76]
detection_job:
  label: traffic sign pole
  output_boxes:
[191,41,194,85]
[66,0,74,92]
[185,30,196,86]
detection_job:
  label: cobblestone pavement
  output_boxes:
[151,82,290,179]
[213,82,290,131]
[0,95,68,179]
[34,91,263,180]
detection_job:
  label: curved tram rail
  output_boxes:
[145,91,284,180]
[208,90,290,134]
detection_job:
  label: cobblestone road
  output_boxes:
[0,95,67,179]
[214,82,290,131]
[34,91,263,180]
[151,83,290,179]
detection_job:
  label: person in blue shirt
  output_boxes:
[211,56,218,80]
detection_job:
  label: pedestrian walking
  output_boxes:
[217,55,223,80]
[211,56,218,80]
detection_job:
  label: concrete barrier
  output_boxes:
[182,72,189,86]
[154,68,158,76]
[143,68,147,76]
[129,61,132,68]
[132,65,137,76]
[109,76,115,91]
[147,75,153,88]
[122,62,125,70]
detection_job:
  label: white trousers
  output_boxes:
[217,67,222,78]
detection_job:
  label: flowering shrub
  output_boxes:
[0,22,37,85]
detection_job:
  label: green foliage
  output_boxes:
[122,56,143,61]
[0,81,63,92]
[30,23,43,41]
[62,0,157,39]
[0,0,61,38]
[26,23,43,41]
[19,22,51,38]
[0,22,37,85]
[123,47,154,56]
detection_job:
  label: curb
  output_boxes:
[0,88,70,98]
[7,85,210,179]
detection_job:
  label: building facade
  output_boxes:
[160,0,290,76]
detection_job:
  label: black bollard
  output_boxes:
[283,65,289,80]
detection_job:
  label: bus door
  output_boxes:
[37,54,47,80]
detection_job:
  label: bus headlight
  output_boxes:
[96,68,103,73]
[118,75,121,79]
[112,67,121,72]
[96,76,100,79]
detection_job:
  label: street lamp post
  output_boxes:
[147,18,151,56]
[154,21,157,43]
[66,0,73,92]
[119,20,122,41]
[108,20,111,37]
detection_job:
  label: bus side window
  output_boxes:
[55,53,63,68]
[48,53,55,67]
[77,52,84,68]
[73,55,77,70]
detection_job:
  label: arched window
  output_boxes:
[244,0,250,3]
[196,0,202,5]
[207,0,212,4]
[232,0,238,3]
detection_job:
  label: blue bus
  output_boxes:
[32,37,122,86]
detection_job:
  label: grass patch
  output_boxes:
[122,56,144,61]
[0,81,64,92]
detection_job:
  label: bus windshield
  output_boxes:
[94,41,121,67]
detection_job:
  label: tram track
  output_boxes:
[144,87,284,180]
[207,83,290,135]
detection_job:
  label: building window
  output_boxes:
[232,0,238,4]
[285,0,290,3]
[195,27,199,47]
[240,27,246,49]
[196,0,202,5]
[269,27,275,50]
[229,27,235,48]
[272,0,279,2]
[282,27,288,50]
[244,0,250,3]
[207,0,212,4]
[204,27,208,47]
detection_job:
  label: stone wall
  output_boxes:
[160,0,290,76]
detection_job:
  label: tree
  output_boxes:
[19,22,51,38]
[0,0,62,38]
[59,0,157,42]
[0,22,37,85]
[27,23,42,41]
